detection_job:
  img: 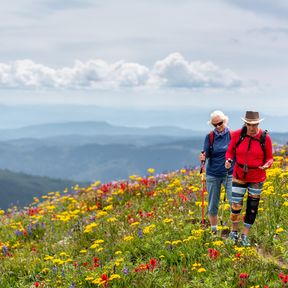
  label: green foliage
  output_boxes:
[0,161,287,287]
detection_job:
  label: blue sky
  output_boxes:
[1,0,288,125]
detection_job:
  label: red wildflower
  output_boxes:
[141,178,149,186]
[100,273,108,288]
[28,207,41,216]
[179,193,189,202]
[134,263,149,272]
[147,190,155,197]
[93,257,100,267]
[120,182,126,190]
[35,282,40,288]
[235,253,241,259]
[279,272,288,284]
[138,209,144,218]
[208,248,219,259]
[149,258,157,270]
[239,273,249,279]
[145,211,154,217]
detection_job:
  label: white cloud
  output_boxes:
[152,53,242,88]
[0,53,244,90]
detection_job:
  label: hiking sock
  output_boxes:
[211,226,217,233]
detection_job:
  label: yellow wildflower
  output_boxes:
[109,274,121,280]
[147,168,155,174]
[107,217,117,222]
[124,235,134,241]
[85,276,94,281]
[41,268,49,274]
[163,218,173,223]
[103,205,113,211]
[90,243,99,249]
[143,224,156,234]
[172,240,182,245]
[212,240,224,246]
[276,227,284,234]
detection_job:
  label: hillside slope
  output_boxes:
[0,163,287,287]
[0,169,83,209]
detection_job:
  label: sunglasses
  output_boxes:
[246,123,259,127]
[212,121,224,127]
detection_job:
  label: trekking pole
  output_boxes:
[220,169,229,226]
[200,151,206,225]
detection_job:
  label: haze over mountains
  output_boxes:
[1,105,288,132]
[0,121,203,182]
[1,116,287,210]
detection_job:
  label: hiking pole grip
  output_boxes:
[200,151,205,174]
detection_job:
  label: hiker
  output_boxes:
[199,110,233,234]
[225,111,273,246]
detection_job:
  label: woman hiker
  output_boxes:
[199,110,233,234]
[225,111,273,246]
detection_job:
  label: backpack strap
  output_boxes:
[235,125,247,148]
[208,130,214,155]
[259,129,268,162]
[235,128,268,170]
[209,129,232,155]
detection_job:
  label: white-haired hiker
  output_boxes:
[225,111,273,246]
[199,110,233,234]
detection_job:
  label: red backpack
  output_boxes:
[208,130,232,154]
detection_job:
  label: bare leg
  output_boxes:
[209,215,217,226]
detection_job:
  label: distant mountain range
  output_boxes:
[1,105,288,132]
[0,121,287,180]
[0,135,203,182]
[0,121,287,208]
[0,121,203,141]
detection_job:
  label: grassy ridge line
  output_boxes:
[0,161,287,287]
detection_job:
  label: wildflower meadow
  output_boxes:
[0,151,287,287]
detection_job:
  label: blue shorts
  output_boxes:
[232,181,264,205]
[206,174,232,216]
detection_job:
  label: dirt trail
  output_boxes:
[257,248,288,270]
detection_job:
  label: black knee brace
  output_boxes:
[244,195,260,225]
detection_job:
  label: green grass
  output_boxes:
[0,159,287,287]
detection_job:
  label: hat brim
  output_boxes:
[241,117,264,124]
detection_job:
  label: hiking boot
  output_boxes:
[211,226,217,234]
[210,229,217,238]
[239,234,251,247]
[228,231,238,244]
